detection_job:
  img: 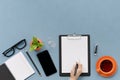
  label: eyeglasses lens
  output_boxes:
[15,39,26,50]
[3,48,15,57]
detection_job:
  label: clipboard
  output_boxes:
[59,34,90,76]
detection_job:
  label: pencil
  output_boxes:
[26,51,42,76]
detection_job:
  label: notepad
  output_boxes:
[59,35,90,76]
[4,52,35,80]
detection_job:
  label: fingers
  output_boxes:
[76,63,82,77]
[78,63,82,71]
[70,64,76,76]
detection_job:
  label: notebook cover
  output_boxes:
[0,64,15,80]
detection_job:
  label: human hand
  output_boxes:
[70,62,82,80]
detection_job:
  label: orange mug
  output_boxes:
[96,56,117,77]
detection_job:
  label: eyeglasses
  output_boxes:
[2,39,27,57]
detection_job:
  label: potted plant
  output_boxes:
[29,36,44,51]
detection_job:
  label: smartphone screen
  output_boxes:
[37,50,57,76]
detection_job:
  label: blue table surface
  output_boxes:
[0,0,120,80]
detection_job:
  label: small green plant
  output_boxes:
[29,36,43,51]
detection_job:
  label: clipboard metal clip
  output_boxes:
[67,33,81,40]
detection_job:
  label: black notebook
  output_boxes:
[0,64,15,80]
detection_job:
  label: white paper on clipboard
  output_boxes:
[60,35,90,75]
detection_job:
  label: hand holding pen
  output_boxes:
[70,62,82,80]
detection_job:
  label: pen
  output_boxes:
[26,51,42,76]
[94,44,98,56]
[74,63,78,76]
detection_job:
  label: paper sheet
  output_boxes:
[61,36,88,73]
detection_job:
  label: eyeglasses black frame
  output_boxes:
[2,39,27,57]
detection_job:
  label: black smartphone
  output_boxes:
[37,50,57,76]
